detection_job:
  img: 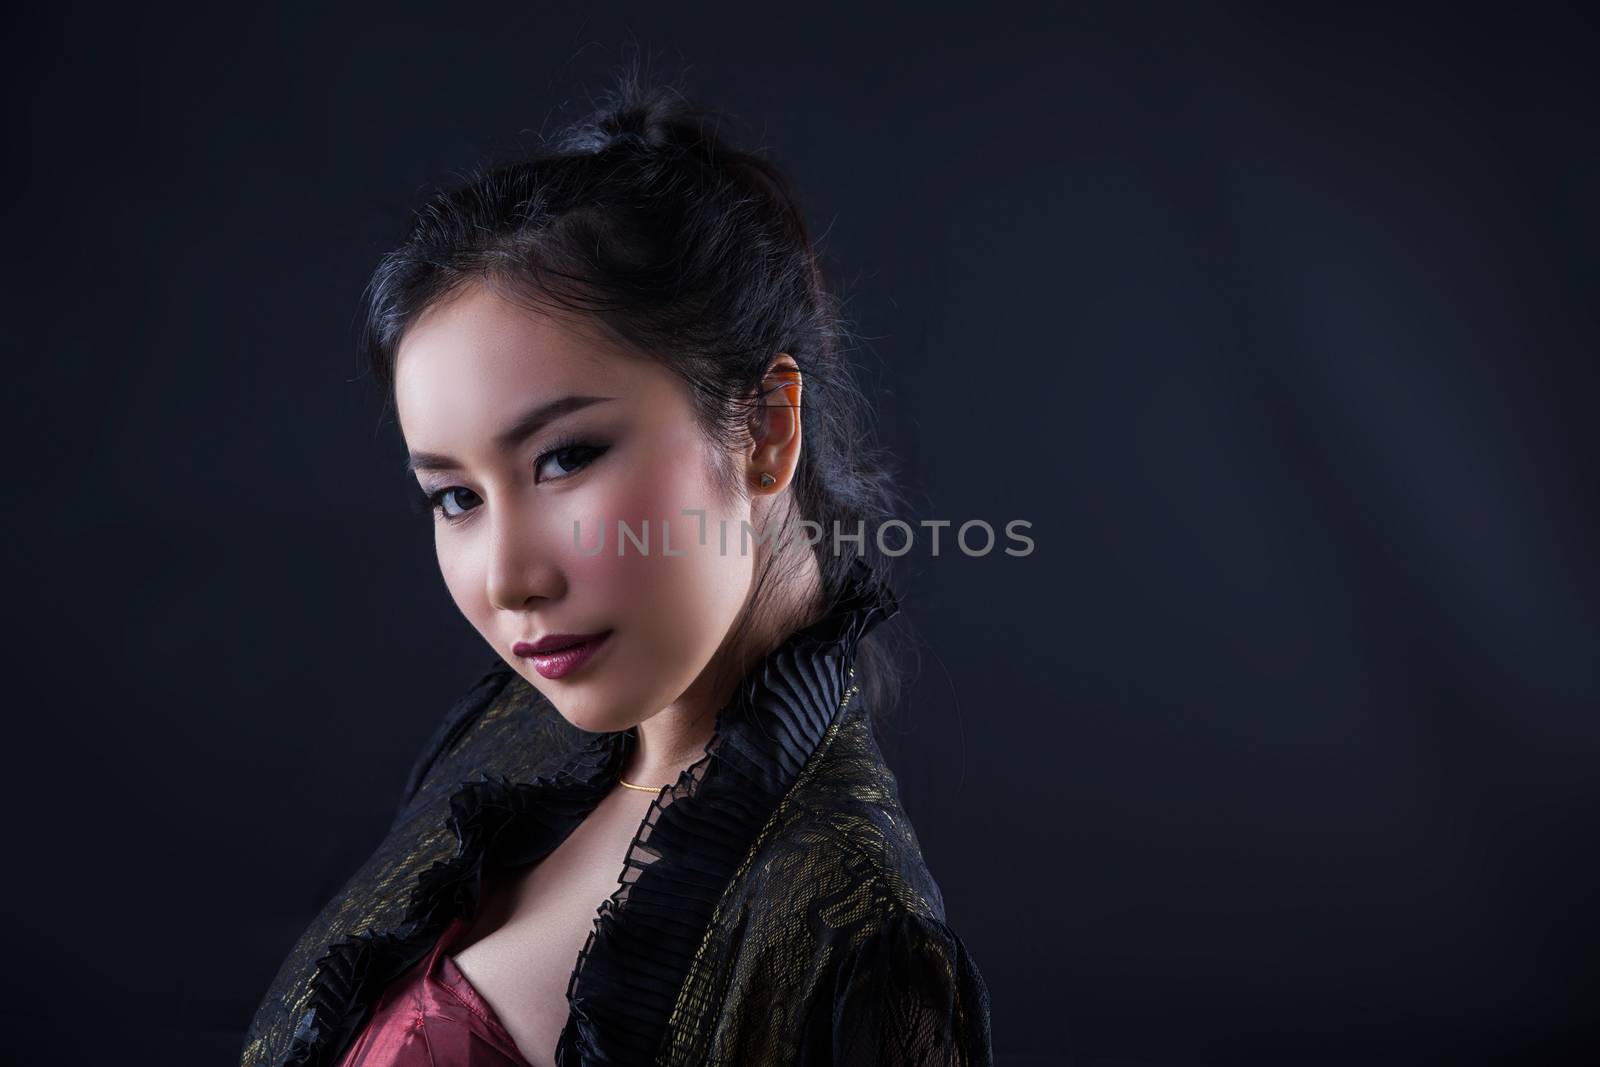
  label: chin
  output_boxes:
[546,693,637,736]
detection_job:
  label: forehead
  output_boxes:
[394,280,641,432]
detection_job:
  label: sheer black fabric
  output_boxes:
[240,559,994,1066]
[805,910,994,1066]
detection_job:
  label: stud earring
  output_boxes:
[758,472,776,487]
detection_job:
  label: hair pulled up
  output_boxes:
[360,69,910,723]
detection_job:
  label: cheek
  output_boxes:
[579,435,750,625]
[436,539,491,630]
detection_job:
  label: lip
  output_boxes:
[512,631,612,681]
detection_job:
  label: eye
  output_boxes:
[416,484,481,523]
[413,438,610,525]
[535,441,608,483]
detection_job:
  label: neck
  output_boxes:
[621,553,825,788]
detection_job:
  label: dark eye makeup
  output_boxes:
[409,435,610,524]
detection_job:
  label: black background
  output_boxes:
[5,3,1596,1064]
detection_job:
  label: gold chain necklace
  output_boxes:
[617,776,668,792]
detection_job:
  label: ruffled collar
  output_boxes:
[285,557,899,1067]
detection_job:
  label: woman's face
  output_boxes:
[393,279,758,734]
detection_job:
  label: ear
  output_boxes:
[748,353,803,494]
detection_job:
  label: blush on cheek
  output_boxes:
[576,458,709,569]
[569,448,745,643]
[563,545,637,606]
[567,513,684,611]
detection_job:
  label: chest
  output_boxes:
[447,786,658,1067]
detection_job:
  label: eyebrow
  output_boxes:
[404,394,618,474]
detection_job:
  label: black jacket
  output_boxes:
[240,559,994,1066]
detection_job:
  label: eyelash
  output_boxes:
[412,435,610,525]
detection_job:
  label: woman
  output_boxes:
[240,75,993,1067]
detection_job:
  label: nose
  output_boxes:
[484,498,564,612]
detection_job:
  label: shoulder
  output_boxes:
[755,704,949,919]
[393,657,516,807]
[728,705,997,1063]
[388,658,581,830]
[820,904,995,1067]
[389,659,605,821]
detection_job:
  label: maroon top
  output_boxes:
[336,914,535,1067]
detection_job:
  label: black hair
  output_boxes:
[359,70,910,728]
